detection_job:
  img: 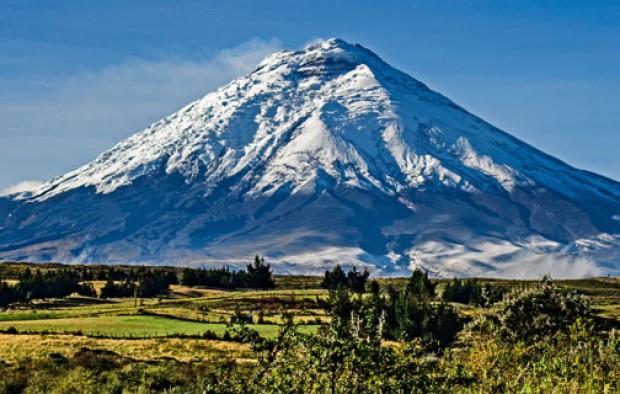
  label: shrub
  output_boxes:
[76,282,97,297]
[493,280,591,343]
[48,352,69,365]
[202,330,218,340]
[249,312,448,393]
[71,347,124,371]
[4,326,17,335]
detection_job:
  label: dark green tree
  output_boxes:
[321,264,348,290]
[407,268,436,299]
[321,265,369,293]
[181,269,198,287]
[442,278,484,305]
[245,256,276,289]
[347,267,370,293]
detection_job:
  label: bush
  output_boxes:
[71,348,124,371]
[76,282,97,297]
[247,310,450,393]
[388,295,462,346]
[202,330,219,340]
[48,352,69,365]
[4,326,17,335]
[493,280,591,344]
[457,318,620,392]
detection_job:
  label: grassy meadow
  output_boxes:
[0,286,324,339]
[2,262,620,392]
[2,270,620,348]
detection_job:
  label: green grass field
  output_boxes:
[0,286,325,339]
[0,314,318,338]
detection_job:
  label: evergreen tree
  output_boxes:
[100,277,118,299]
[321,265,369,292]
[442,278,484,305]
[76,282,97,297]
[347,267,370,293]
[181,268,199,287]
[321,264,348,289]
[407,268,436,299]
[245,256,276,289]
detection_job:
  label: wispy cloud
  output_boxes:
[0,180,44,197]
[0,38,283,190]
[302,36,328,47]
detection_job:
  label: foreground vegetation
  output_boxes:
[1,261,620,392]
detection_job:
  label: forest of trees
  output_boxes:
[0,256,277,306]
[442,277,508,306]
[316,268,461,346]
[181,255,276,289]
[320,265,369,292]
[0,269,94,307]
[0,266,177,306]
[99,268,176,299]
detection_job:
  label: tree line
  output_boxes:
[181,256,276,289]
[0,256,277,306]
[320,264,369,293]
[0,269,94,307]
[442,277,508,306]
[0,266,177,306]
[99,267,177,299]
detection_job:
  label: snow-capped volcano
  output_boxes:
[2,38,620,278]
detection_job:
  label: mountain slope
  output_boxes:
[1,38,620,278]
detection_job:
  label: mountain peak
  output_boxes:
[309,37,371,56]
[314,37,353,50]
[253,38,384,79]
[1,40,620,278]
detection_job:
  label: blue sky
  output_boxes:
[1,0,619,192]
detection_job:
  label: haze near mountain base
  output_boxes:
[1,38,619,278]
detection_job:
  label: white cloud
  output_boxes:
[0,180,44,197]
[0,38,283,190]
[62,37,283,109]
[493,253,602,280]
[302,36,328,47]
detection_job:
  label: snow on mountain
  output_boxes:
[1,38,620,278]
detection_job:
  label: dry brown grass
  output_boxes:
[170,285,229,297]
[89,280,107,293]
[0,333,250,363]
